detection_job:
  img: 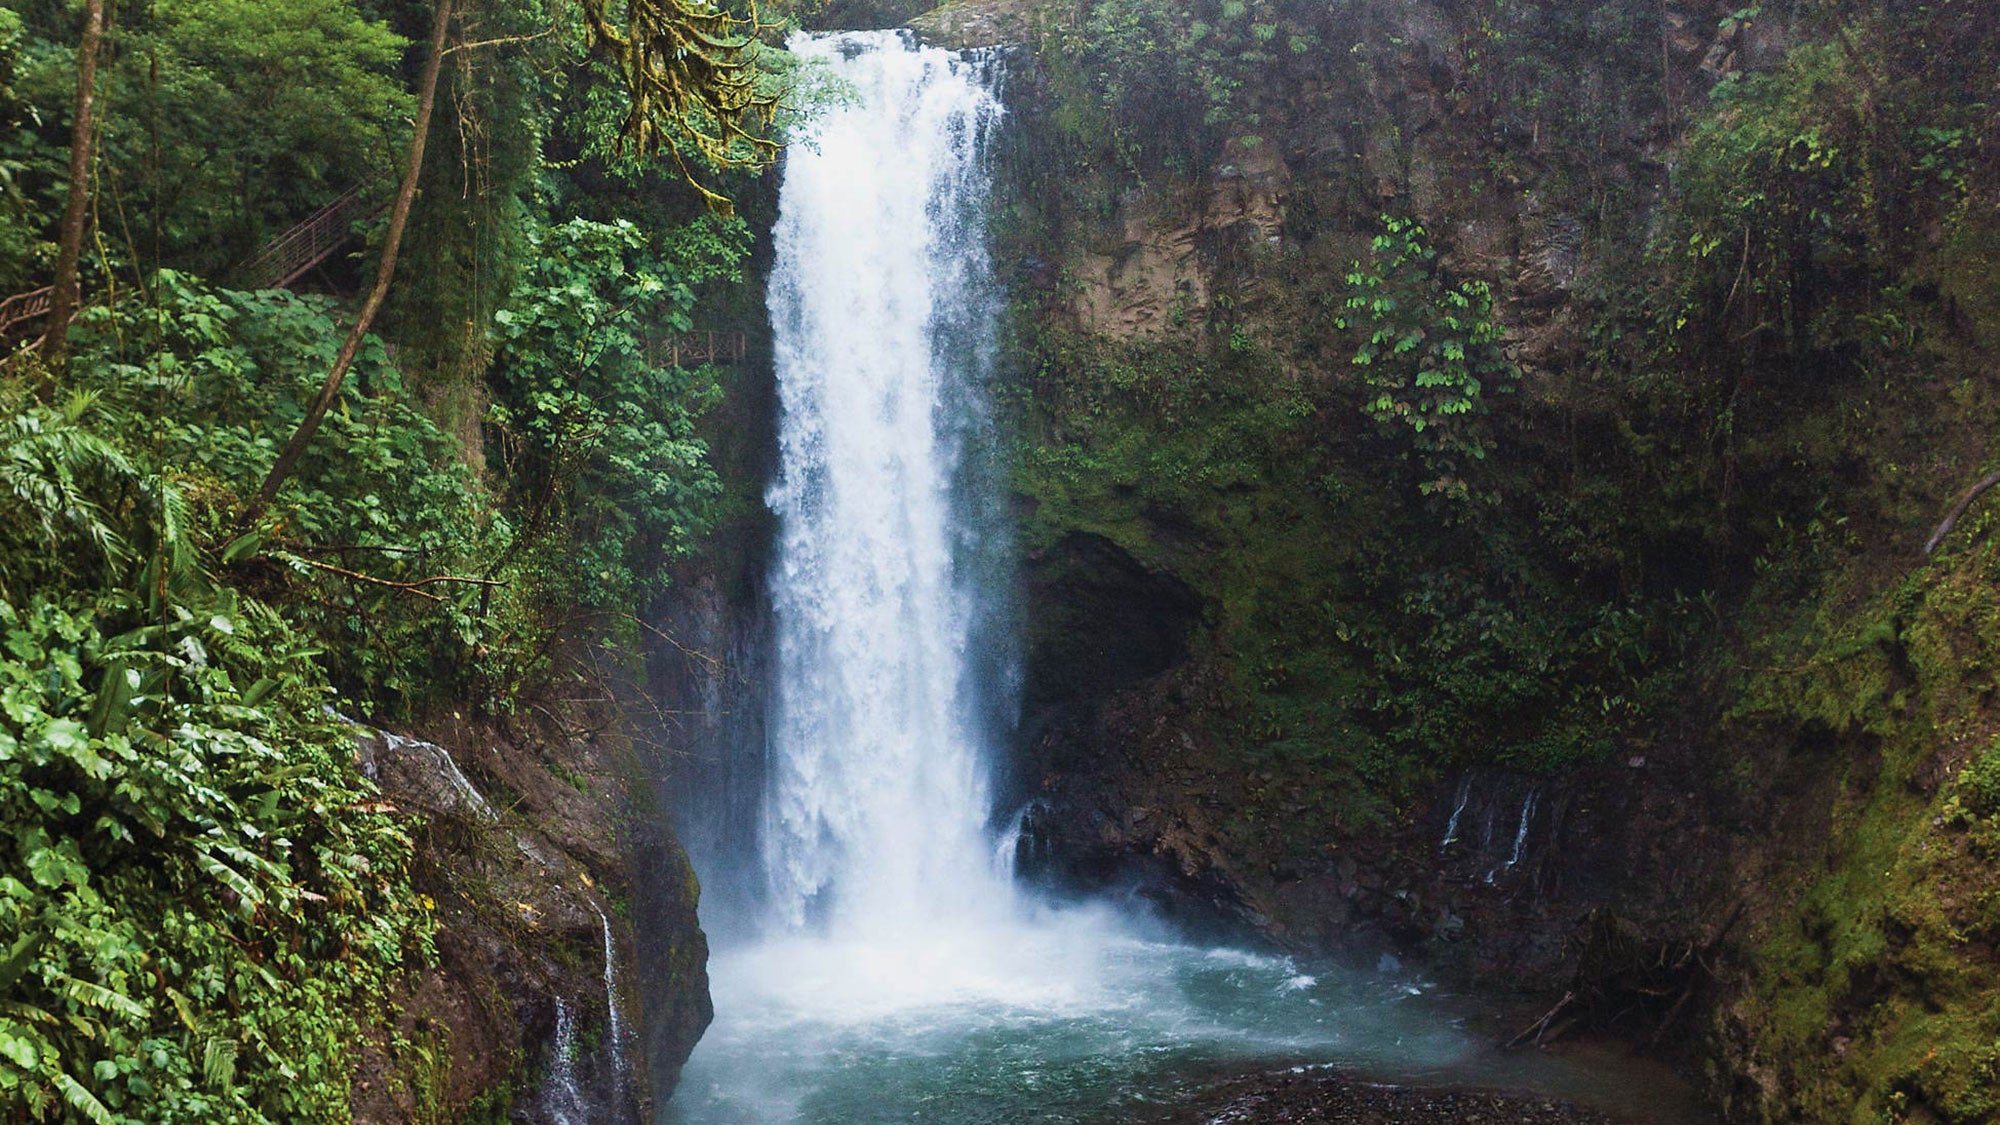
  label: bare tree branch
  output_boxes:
[1925,468,2000,556]
[295,556,505,603]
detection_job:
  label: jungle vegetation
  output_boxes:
[0,0,791,1119]
[1005,0,1999,818]
[1,0,1997,1120]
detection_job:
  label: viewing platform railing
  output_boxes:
[237,186,378,290]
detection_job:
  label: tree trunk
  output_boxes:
[243,0,453,526]
[39,0,106,366]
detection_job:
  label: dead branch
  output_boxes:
[1507,990,1576,1049]
[298,557,506,603]
[287,543,424,555]
[442,28,557,55]
[1924,469,2000,556]
[1637,902,1744,1055]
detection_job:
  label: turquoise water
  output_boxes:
[662,911,1710,1125]
[673,26,1711,1125]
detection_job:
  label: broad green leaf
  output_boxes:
[55,1071,115,1125]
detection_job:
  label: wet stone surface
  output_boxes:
[1149,1071,1626,1125]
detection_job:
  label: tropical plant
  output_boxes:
[62,272,495,708]
[0,352,430,1123]
[485,216,733,614]
[1339,216,1517,501]
[0,594,429,1124]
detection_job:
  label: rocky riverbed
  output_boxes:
[1148,1071,1628,1125]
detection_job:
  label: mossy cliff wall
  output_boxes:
[347,698,712,1125]
[900,0,2000,1119]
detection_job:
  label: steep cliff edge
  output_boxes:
[345,695,711,1125]
[954,0,2000,1119]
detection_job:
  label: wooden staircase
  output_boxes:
[1,189,378,345]
[4,191,751,367]
[236,185,378,290]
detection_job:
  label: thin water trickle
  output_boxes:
[380,731,496,822]
[596,904,625,1085]
[1440,776,1472,850]
[540,999,586,1125]
[1506,788,1539,870]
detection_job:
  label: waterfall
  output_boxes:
[539,999,585,1125]
[1484,787,1539,884]
[1439,776,1472,850]
[663,32,1667,1125]
[761,30,1008,938]
[594,905,625,1085]
[1504,788,1539,869]
[379,732,495,821]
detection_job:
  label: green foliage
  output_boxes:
[1339,217,1517,501]
[2,0,411,275]
[487,217,732,607]
[0,5,55,294]
[132,0,410,266]
[0,388,137,593]
[1670,19,1984,377]
[1037,0,1323,173]
[0,353,430,1123]
[60,273,496,709]
[1953,740,2000,823]
[0,596,427,1124]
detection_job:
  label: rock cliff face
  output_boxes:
[989,0,1756,983]
[346,703,711,1124]
[947,0,2000,1120]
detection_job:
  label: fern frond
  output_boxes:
[202,1036,238,1091]
[56,977,148,1022]
[55,1071,116,1125]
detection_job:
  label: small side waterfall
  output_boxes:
[594,904,625,1088]
[761,30,1008,938]
[1440,776,1473,850]
[1504,788,1539,870]
[538,999,585,1125]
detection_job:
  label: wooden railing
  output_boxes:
[670,330,747,367]
[0,286,51,341]
[3,194,756,367]
[237,186,378,290]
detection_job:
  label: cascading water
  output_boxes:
[1440,776,1473,850]
[759,29,1008,938]
[664,30,1709,1125]
[1506,788,1540,869]
[538,999,585,1125]
[594,905,625,1091]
